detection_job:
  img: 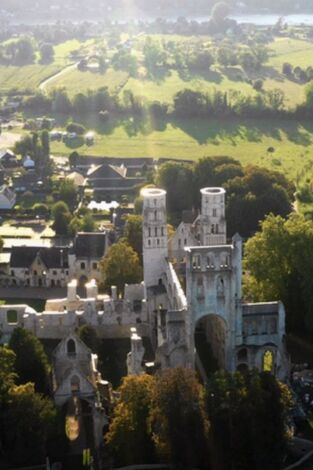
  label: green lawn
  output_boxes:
[44,67,129,96]
[50,116,313,181]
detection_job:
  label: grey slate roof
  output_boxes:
[10,246,69,269]
[72,232,106,259]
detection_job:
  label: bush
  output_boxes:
[66,122,86,135]
[253,79,264,91]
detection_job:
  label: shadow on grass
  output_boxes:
[178,67,223,84]
[46,111,313,149]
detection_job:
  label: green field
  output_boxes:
[43,36,313,108]
[0,39,95,94]
[49,115,313,181]
[0,64,65,93]
[45,68,129,96]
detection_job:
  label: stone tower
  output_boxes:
[141,188,168,288]
[200,187,226,246]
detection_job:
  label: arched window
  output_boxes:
[263,350,274,372]
[154,210,157,221]
[67,339,76,356]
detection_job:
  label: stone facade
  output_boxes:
[0,185,289,382]
[142,186,289,381]
[52,333,111,451]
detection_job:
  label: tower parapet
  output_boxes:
[200,187,226,245]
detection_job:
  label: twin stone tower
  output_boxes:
[141,186,289,380]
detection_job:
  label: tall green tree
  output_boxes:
[100,241,142,295]
[157,161,194,216]
[123,214,143,259]
[0,347,16,409]
[207,370,292,470]
[51,201,72,236]
[244,213,313,334]
[2,383,56,467]
[9,328,49,393]
[106,374,156,467]
[150,368,210,469]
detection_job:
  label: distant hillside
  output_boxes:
[2,0,313,19]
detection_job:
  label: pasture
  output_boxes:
[44,36,313,108]
[50,116,313,181]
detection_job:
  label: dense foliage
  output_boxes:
[244,213,313,334]
[0,340,63,469]
[156,156,293,237]
[9,327,50,393]
[100,240,143,294]
[106,368,292,469]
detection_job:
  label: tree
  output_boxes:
[143,38,167,73]
[253,79,264,91]
[100,241,142,295]
[188,49,215,71]
[150,368,210,468]
[193,156,243,206]
[0,347,16,409]
[51,88,72,113]
[39,43,54,64]
[225,166,292,237]
[69,151,79,168]
[211,2,230,24]
[305,80,313,109]
[59,179,77,209]
[2,383,56,467]
[112,49,137,76]
[106,374,156,467]
[123,214,143,259]
[77,325,98,351]
[244,213,313,334]
[81,213,95,232]
[157,161,194,217]
[9,328,49,393]
[66,121,86,135]
[51,201,72,236]
[207,370,292,470]
[282,62,292,76]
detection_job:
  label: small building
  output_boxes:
[69,232,110,285]
[9,246,69,287]
[86,163,144,198]
[0,150,18,168]
[0,185,16,209]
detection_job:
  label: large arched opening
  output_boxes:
[194,314,227,376]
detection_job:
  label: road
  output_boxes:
[39,62,79,91]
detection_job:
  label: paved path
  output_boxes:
[0,287,67,300]
[39,62,78,91]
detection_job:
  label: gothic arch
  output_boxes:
[194,314,228,370]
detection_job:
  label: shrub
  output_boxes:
[66,122,86,135]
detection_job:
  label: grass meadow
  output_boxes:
[49,115,313,182]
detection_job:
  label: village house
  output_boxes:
[0,184,16,209]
